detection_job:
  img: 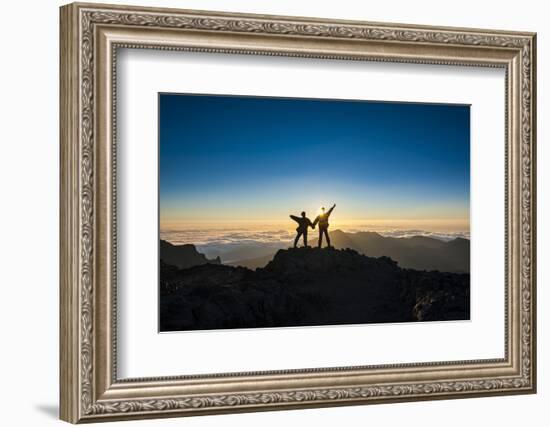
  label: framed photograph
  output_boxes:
[60,2,537,423]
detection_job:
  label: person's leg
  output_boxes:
[320,228,327,247]
[294,231,302,248]
[318,228,323,247]
[303,232,308,247]
[325,229,331,248]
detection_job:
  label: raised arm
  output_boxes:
[327,203,336,217]
[290,214,300,223]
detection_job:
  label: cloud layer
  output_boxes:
[161,227,470,262]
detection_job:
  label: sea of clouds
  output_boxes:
[161,228,294,246]
[161,227,470,262]
[161,227,469,245]
[344,228,470,241]
[161,228,293,262]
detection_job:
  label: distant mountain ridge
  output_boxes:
[228,230,469,273]
[329,230,470,273]
[160,247,469,331]
[160,240,220,269]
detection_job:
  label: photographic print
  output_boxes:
[159,94,470,332]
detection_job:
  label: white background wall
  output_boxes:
[0,0,546,426]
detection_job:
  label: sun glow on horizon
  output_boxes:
[160,216,470,233]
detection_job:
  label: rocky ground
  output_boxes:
[160,247,470,331]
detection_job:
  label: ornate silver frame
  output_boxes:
[60,2,537,423]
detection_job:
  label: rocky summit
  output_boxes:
[160,239,221,269]
[160,247,469,331]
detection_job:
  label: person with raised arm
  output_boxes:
[313,203,336,248]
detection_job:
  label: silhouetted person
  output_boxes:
[290,211,314,248]
[313,204,336,248]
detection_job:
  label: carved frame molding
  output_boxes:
[60,2,536,423]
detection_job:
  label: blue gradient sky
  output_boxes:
[159,93,470,230]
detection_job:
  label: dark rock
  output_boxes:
[160,240,220,269]
[160,247,469,331]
